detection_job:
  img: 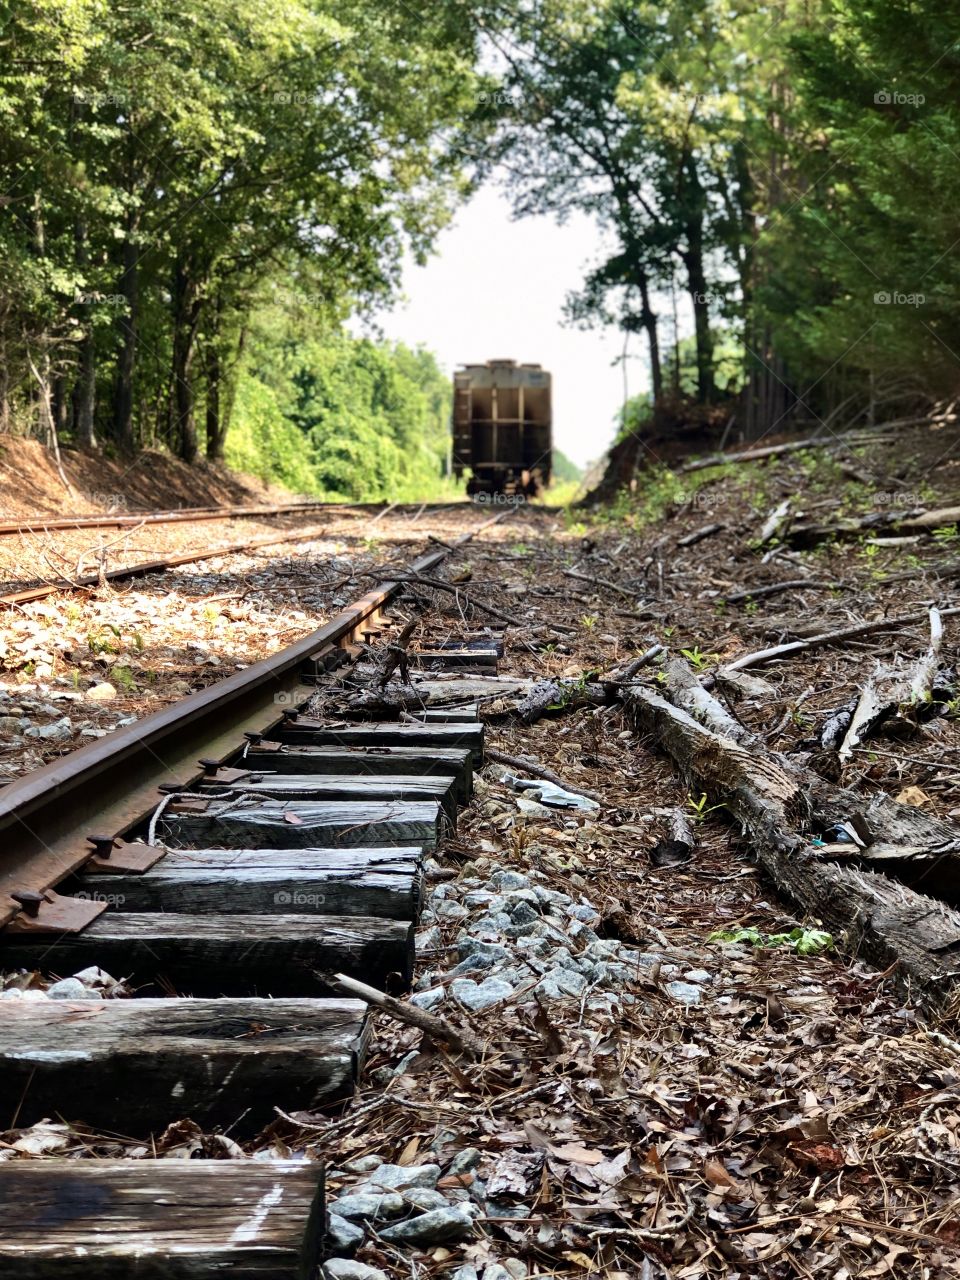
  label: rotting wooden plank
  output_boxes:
[242,745,472,802]
[274,719,484,763]
[158,798,442,851]
[213,772,457,821]
[0,1159,324,1278]
[0,997,368,1133]
[413,648,498,668]
[78,858,422,918]
[413,705,481,724]
[0,913,414,996]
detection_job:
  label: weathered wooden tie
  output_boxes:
[0,997,368,1132]
[159,797,443,851]
[207,772,457,820]
[274,718,484,763]
[78,847,422,917]
[242,743,473,801]
[1,912,414,995]
[0,1160,325,1278]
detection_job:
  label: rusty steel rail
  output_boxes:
[0,501,336,537]
[0,511,508,930]
[0,499,485,538]
[0,523,335,607]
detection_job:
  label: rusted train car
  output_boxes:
[451,359,552,496]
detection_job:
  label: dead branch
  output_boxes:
[485,748,603,804]
[720,606,960,675]
[329,972,483,1057]
[677,522,724,547]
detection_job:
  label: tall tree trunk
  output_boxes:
[637,273,662,402]
[171,258,201,464]
[74,332,97,449]
[73,215,97,450]
[219,323,247,450]
[679,155,715,404]
[112,213,139,453]
[205,343,223,460]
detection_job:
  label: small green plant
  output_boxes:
[687,791,723,822]
[708,925,833,955]
[745,599,759,615]
[112,665,136,693]
[65,602,82,624]
[932,525,959,544]
[87,631,116,655]
[132,631,145,652]
[681,646,720,670]
[580,614,598,631]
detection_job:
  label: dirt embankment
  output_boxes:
[0,437,302,521]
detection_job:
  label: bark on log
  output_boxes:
[0,913,414,997]
[837,607,945,761]
[0,997,368,1132]
[0,1160,324,1277]
[624,683,960,1003]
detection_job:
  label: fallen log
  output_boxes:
[787,504,960,548]
[515,677,607,724]
[623,677,960,1003]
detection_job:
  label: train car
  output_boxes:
[451,359,552,496]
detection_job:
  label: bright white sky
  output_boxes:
[367,184,646,470]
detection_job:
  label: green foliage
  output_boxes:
[708,926,834,956]
[227,320,456,500]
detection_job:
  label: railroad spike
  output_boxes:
[10,890,45,918]
[86,834,117,860]
[243,731,263,745]
[199,758,222,776]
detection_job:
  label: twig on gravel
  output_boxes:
[563,568,637,600]
[328,972,484,1057]
[366,571,518,628]
[485,749,603,804]
[723,578,843,604]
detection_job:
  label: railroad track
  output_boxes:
[0,516,508,1276]
[0,498,515,540]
